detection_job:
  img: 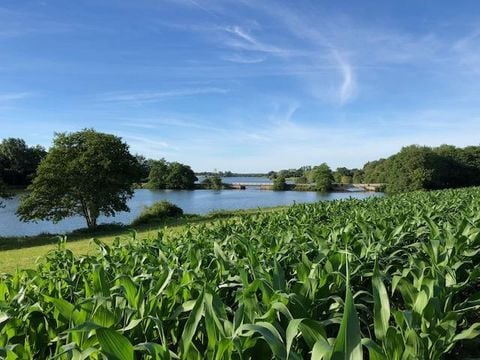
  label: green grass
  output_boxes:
[0,206,289,273]
[2,188,480,359]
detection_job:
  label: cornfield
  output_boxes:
[2,188,480,359]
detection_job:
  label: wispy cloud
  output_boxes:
[333,51,356,104]
[453,29,480,74]
[121,117,223,131]
[0,92,32,102]
[0,6,73,39]
[223,25,287,55]
[99,87,229,103]
[116,134,176,158]
[222,54,265,64]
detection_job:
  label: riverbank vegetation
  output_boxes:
[131,201,184,226]
[1,187,480,358]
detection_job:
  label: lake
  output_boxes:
[0,178,382,236]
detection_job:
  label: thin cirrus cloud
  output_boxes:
[333,51,356,105]
[452,29,480,74]
[98,87,229,103]
[221,54,266,64]
[0,92,32,102]
[223,25,286,55]
[120,117,224,132]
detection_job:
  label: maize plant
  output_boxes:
[1,188,480,359]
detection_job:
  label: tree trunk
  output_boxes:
[90,216,97,230]
[80,198,98,230]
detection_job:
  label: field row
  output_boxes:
[2,188,480,358]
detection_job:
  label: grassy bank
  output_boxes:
[0,206,288,273]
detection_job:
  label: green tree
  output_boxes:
[147,159,169,189]
[165,162,197,189]
[295,175,308,184]
[0,138,46,186]
[352,170,364,184]
[202,174,223,190]
[312,163,333,192]
[135,154,151,181]
[147,160,197,190]
[362,159,389,184]
[333,167,353,183]
[385,146,436,194]
[272,175,287,190]
[17,129,142,229]
[340,175,353,184]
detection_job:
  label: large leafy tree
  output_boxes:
[17,129,142,229]
[312,163,333,192]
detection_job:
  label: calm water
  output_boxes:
[196,176,295,185]
[0,177,382,236]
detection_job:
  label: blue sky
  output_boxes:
[1,0,480,172]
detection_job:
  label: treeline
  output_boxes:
[196,171,266,177]
[357,145,480,194]
[271,164,334,192]
[270,144,480,194]
[2,133,480,198]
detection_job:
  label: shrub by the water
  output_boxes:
[131,200,183,225]
[272,175,287,190]
[201,174,223,190]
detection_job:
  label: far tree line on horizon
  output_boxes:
[1,129,480,228]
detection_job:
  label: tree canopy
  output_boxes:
[147,160,197,190]
[17,129,142,229]
[311,163,333,192]
[272,175,288,190]
[357,145,480,194]
[0,138,46,186]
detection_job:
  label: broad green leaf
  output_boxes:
[372,263,390,340]
[96,327,134,360]
[179,291,205,358]
[238,322,287,359]
[312,338,332,359]
[331,260,363,360]
[44,296,87,326]
[452,322,480,341]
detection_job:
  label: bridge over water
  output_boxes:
[229,182,384,191]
